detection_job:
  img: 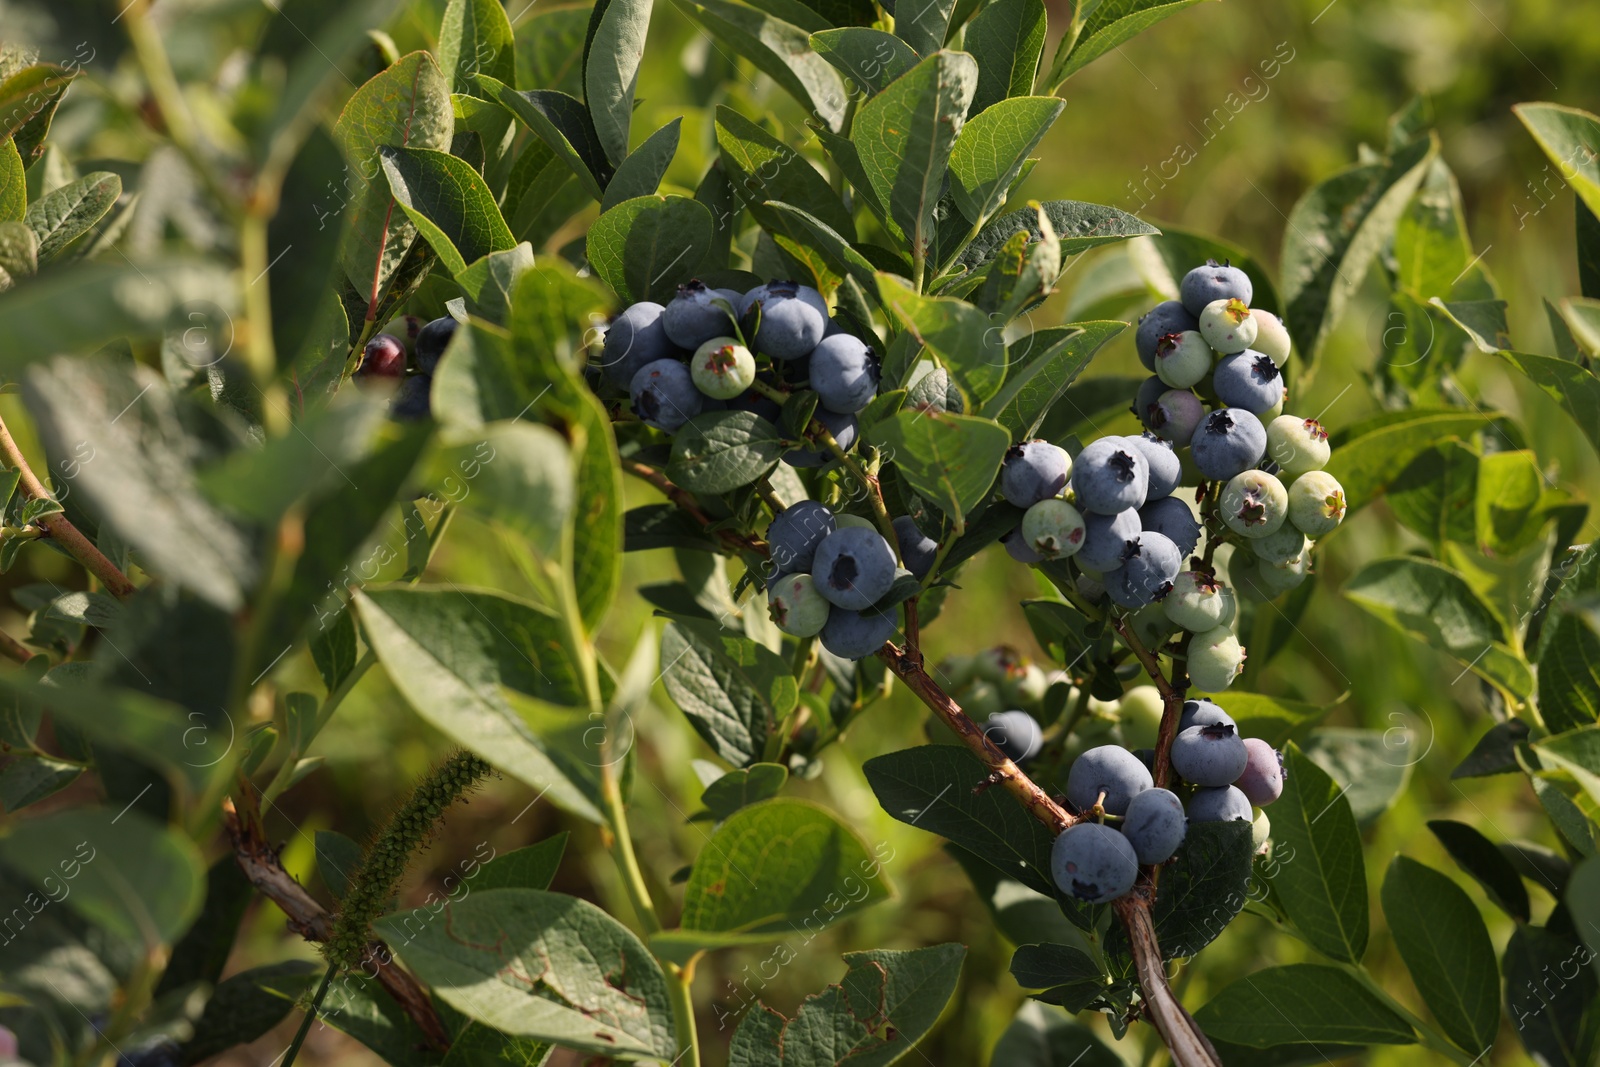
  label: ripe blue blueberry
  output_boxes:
[1121,786,1187,865]
[984,709,1043,763]
[1147,388,1206,446]
[359,334,406,378]
[1190,408,1266,482]
[415,316,458,374]
[768,573,831,637]
[892,515,939,579]
[767,500,836,573]
[1135,300,1200,370]
[1213,352,1285,415]
[1138,495,1200,557]
[809,333,879,414]
[1236,737,1285,806]
[389,375,432,421]
[1002,525,1043,564]
[1051,821,1139,903]
[1126,432,1181,500]
[1077,508,1141,573]
[1071,437,1149,515]
[811,526,897,610]
[1021,498,1086,560]
[601,301,680,386]
[1001,440,1072,508]
[1164,571,1236,632]
[662,280,740,348]
[819,606,898,659]
[1180,260,1253,317]
[1066,743,1153,815]
[742,280,828,360]
[1188,785,1254,823]
[1134,375,1166,426]
[690,337,757,399]
[1171,721,1249,786]
[1154,330,1213,389]
[1188,625,1246,692]
[1114,530,1182,608]
[630,358,704,432]
[1179,698,1234,732]
[783,409,859,467]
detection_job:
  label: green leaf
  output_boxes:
[439,0,516,96]
[1380,856,1500,1055]
[0,754,80,811]
[983,321,1125,440]
[1570,856,1600,985]
[675,0,848,132]
[1008,944,1109,1013]
[1496,349,1600,460]
[949,97,1063,227]
[716,107,853,237]
[700,762,789,819]
[1539,603,1600,733]
[180,961,321,1066]
[958,199,1157,272]
[991,1002,1123,1066]
[660,616,795,767]
[868,408,1010,531]
[1194,965,1414,1047]
[1474,449,1552,555]
[1343,556,1532,696]
[1535,725,1600,810]
[661,798,891,958]
[1263,744,1369,963]
[259,0,407,159]
[1557,297,1600,358]
[1431,296,1512,352]
[440,1022,554,1067]
[1514,102,1600,220]
[1301,728,1412,827]
[1129,224,1282,316]
[864,744,1058,898]
[1503,924,1600,1066]
[668,409,786,494]
[476,77,611,200]
[353,587,603,823]
[0,139,21,222]
[1046,0,1213,87]
[726,944,965,1067]
[380,146,514,277]
[427,422,575,559]
[1325,408,1495,508]
[764,201,879,296]
[964,0,1047,117]
[1280,133,1436,365]
[0,807,205,947]
[1386,441,1479,549]
[602,117,680,210]
[810,28,919,95]
[1428,819,1531,922]
[456,242,536,322]
[893,0,956,56]
[515,4,589,96]
[270,126,348,371]
[1452,719,1530,779]
[0,64,75,148]
[852,51,977,266]
[1394,157,1474,300]
[1220,691,1328,748]
[376,888,677,1059]
[584,0,654,166]
[0,218,36,280]
[876,272,1003,403]
[21,171,118,264]
[474,834,569,890]
[333,52,454,304]
[587,194,714,304]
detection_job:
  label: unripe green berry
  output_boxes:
[1220,469,1288,538]
[1164,570,1236,631]
[1153,330,1212,389]
[1188,625,1246,692]
[1265,415,1330,477]
[1118,684,1164,749]
[1253,523,1308,566]
[768,573,831,637]
[1287,470,1347,537]
[691,337,757,399]
[1199,297,1258,354]
[1248,309,1291,364]
[1020,498,1086,560]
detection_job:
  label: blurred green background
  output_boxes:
[3,0,1597,1063]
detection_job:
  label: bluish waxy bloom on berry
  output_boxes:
[1002,525,1043,564]
[1266,414,1331,477]
[1051,822,1139,902]
[1179,698,1234,732]
[630,358,703,432]
[984,709,1043,763]
[1165,572,1236,632]
[819,605,898,659]
[811,526,897,610]
[1188,625,1246,692]
[1190,408,1266,482]
[1001,440,1071,508]
[1021,498,1086,560]
[1139,495,1200,557]
[1213,351,1285,415]
[415,316,458,374]
[663,280,741,349]
[1188,785,1254,823]
[1071,437,1149,515]
[1236,737,1285,806]
[1287,470,1347,537]
[892,515,939,579]
[1180,260,1253,316]
[768,573,831,637]
[1077,508,1141,572]
[690,337,757,399]
[1066,743,1153,815]
[1154,330,1213,389]
[1113,530,1182,608]
[1147,388,1206,445]
[767,500,836,573]
[1122,786,1187,864]
[1249,308,1291,363]
[1198,297,1258,354]
[1220,469,1289,538]
[390,375,432,421]
[601,301,680,386]
[809,333,879,414]
[742,280,828,360]
[1134,375,1167,426]
[1126,432,1181,500]
[1136,300,1200,370]
[1171,721,1249,786]
[783,408,858,467]
[359,334,406,378]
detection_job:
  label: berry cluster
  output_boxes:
[598,279,877,465]
[359,313,458,421]
[1051,698,1283,903]
[998,260,1349,693]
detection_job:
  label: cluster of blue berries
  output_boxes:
[764,501,921,660]
[1050,698,1283,903]
[359,313,458,421]
[996,260,1349,693]
[599,279,878,465]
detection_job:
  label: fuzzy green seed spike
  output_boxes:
[325,751,494,970]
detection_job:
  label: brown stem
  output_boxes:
[0,627,34,663]
[1113,617,1185,789]
[1114,895,1224,1067]
[622,460,767,556]
[222,798,451,1051]
[0,417,136,600]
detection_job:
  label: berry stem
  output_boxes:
[1113,617,1186,790]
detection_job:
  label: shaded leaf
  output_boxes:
[1262,744,1368,964]
[1195,964,1413,1047]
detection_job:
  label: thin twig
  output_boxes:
[0,416,136,600]
[1114,895,1225,1067]
[622,459,767,555]
[0,627,34,663]
[1113,617,1184,789]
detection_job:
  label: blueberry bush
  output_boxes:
[0,1,1597,1066]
